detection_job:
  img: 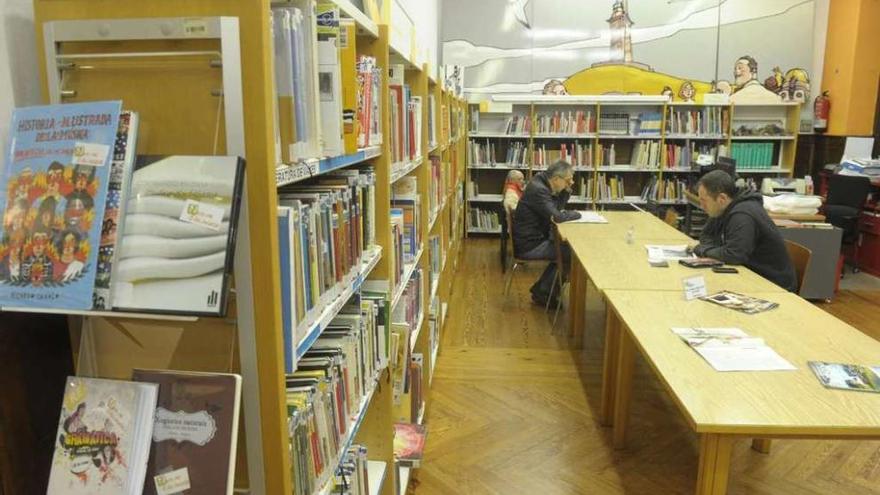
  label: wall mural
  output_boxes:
[442,0,814,107]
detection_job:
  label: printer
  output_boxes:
[761,177,806,195]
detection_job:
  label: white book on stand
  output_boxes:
[318,38,344,157]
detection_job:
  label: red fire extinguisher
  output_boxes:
[814,91,830,133]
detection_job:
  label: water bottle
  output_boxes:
[805,175,814,195]
[625,226,635,245]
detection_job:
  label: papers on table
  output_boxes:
[672,327,796,372]
[645,244,694,262]
[564,211,608,224]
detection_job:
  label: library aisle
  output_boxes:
[414,239,880,495]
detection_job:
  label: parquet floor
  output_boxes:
[413,238,880,495]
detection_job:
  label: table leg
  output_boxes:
[568,256,584,339]
[600,306,620,427]
[696,434,734,495]
[751,438,772,454]
[612,327,636,449]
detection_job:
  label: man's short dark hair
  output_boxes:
[546,160,573,179]
[738,55,758,76]
[698,169,737,199]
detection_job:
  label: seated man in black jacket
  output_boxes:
[692,170,797,291]
[513,160,581,305]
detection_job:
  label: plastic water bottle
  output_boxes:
[805,175,814,195]
[625,226,635,245]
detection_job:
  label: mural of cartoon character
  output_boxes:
[678,81,696,102]
[543,79,569,96]
[660,86,674,99]
[730,55,782,103]
[764,66,785,93]
[779,68,810,103]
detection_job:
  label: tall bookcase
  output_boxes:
[466,95,800,235]
[27,2,465,495]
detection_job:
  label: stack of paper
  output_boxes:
[564,211,608,224]
[671,327,796,372]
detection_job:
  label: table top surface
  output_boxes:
[604,289,880,436]
[567,237,788,293]
[558,211,691,242]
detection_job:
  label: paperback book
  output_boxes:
[112,155,245,316]
[808,361,880,393]
[0,101,121,310]
[700,290,778,314]
[672,327,795,372]
[47,376,158,495]
[393,422,427,467]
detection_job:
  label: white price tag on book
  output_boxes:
[179,199,224,231]
[71,142,110,166]
[154,467,191,495]
[683,275,707,301]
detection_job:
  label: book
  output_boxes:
[112,155,245,316]
[393,423,427,467]
[0,101,121,310]
[94,111,139,310]
[338,19,359,155]
[316,5,344,158]
[47,376,158,495]
[645,244,693,262]
[808,361,880,393]
[700,290,779,314]
[131,370,242,495]
[672,327,796,372]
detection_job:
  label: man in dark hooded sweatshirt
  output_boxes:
[691,170,797,291]
[513,160,581,305]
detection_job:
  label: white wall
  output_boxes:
[811,0,829,97]
[0,0,42,154]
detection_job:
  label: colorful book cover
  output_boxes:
[94,111,138,310]
[393,422,427,466]
[132,370,242,495]
[47,376,158,495]
[0,101,121,309]
[112,156,245,316]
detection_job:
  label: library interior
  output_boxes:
[2,0,880,494]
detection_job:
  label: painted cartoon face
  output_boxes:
[734,59,753,85]
[9,206,26,232]
[74,172,89,191]
[47,168,64,194]
[62,233,77,257]
[32,233,49,257]
[15,172,33,198]
[680,83,695,100]
[30,262,44,284]
[65,198,86,226]
[40,210,53,228]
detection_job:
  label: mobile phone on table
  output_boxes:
[711,266,738,274]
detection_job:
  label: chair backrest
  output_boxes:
[784,239,811,292]
[664,208,679,228]
[827,174,872,209]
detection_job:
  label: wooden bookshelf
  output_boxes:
[27,2,465,495]
[466,96,801,234]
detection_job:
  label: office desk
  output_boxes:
[558,210,691,242]
[603,290,880,495]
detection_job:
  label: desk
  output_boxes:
[603,290,880,495]
[558,210,691,242]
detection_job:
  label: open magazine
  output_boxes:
[672,327,795,372]
[645,244,694,262]
[700,290,778,314]
[808,361,880,393]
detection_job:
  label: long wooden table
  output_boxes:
[603,290,880,495]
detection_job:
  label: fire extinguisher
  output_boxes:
[814,91,830,133]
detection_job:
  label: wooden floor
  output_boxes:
[413,238,880,495]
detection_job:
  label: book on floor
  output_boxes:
[0,100,121,310]
[393,422,427,467]
[671,327,796,372]
[112,155,245,316]
[47,376,158,495]
[700,290,778,314]
[132,369,242,495]
[808,361,880,393]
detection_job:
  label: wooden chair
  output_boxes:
[784,239,812,293]
[503,209,531,296]
[548,222,567,327]
[664,208,679,229]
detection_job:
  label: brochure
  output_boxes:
[672,327,796,372]
[808,361,880,393]
[700,290,778,314]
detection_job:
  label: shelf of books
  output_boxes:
[16,2,465,495]
[466,96,800,234]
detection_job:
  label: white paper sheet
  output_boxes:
[564,211,608,224]
[671,327,796,372]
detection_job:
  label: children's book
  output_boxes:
[0,101,121,309]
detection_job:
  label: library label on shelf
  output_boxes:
[276,146,382,187]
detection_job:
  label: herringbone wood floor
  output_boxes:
[412,238,880,495]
